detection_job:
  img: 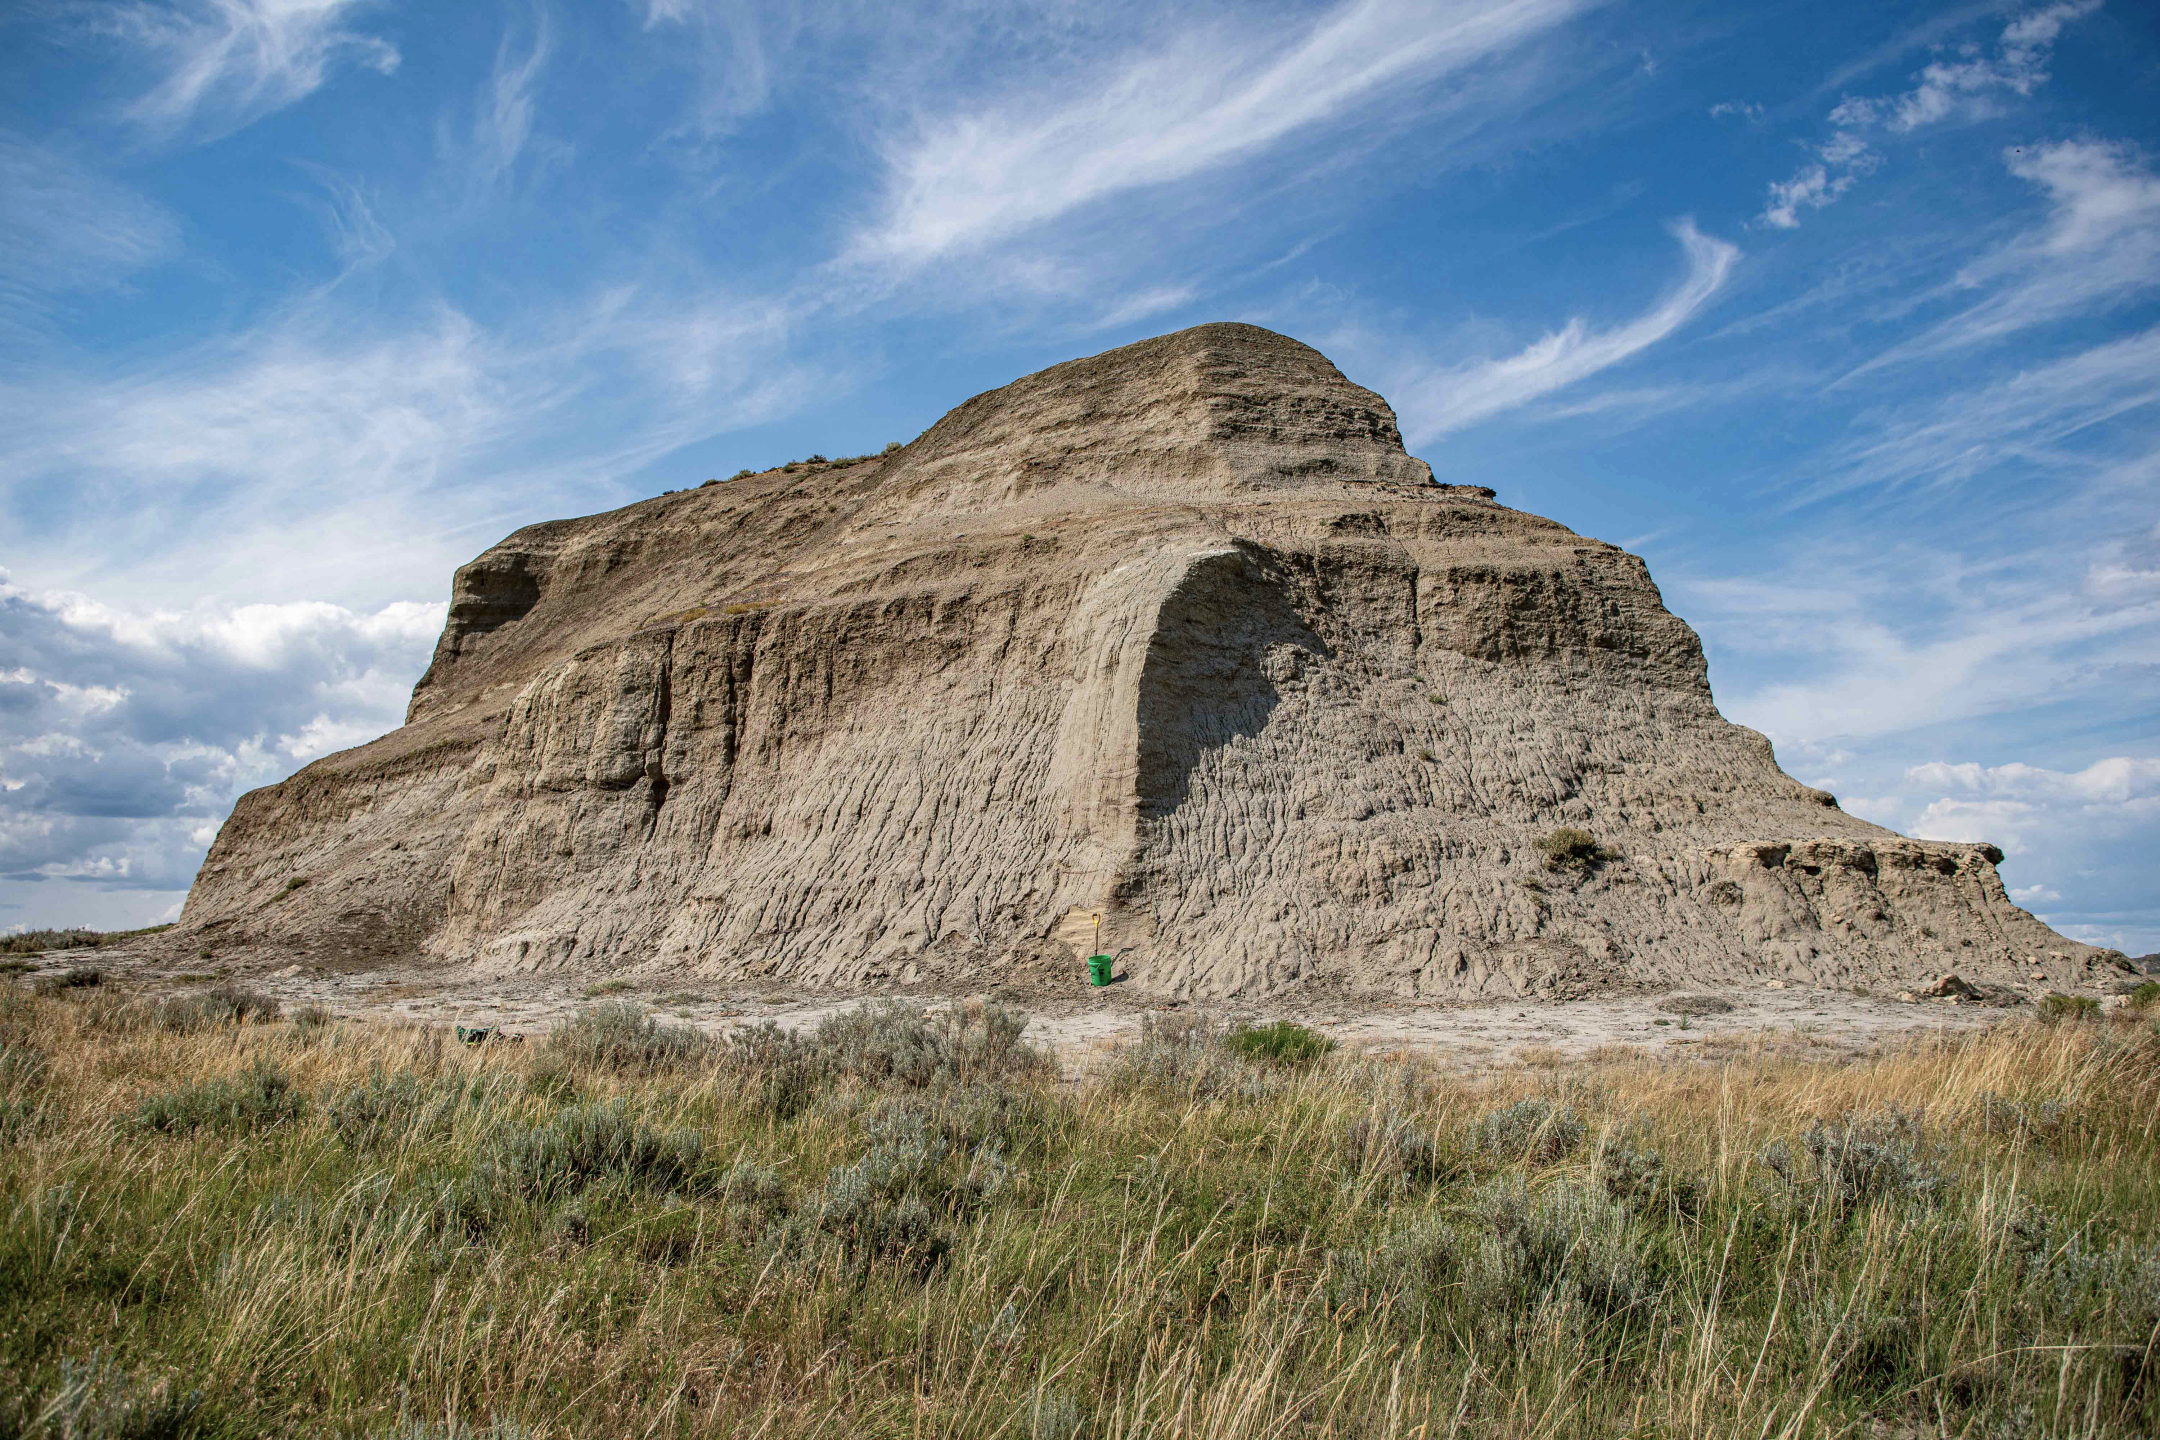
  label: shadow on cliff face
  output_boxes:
[1135,547,1328,818]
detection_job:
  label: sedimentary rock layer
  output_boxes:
[173,324,2115,999]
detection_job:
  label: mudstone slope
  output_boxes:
[173,325,2118,1000]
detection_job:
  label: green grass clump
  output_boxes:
[0,1350,203,1439]
[2129,980,2160,1010]
[2040,992,2102,1021]
[1223,1019,1335,1068]
[30,967,101,998]
[4,987,2160,1436]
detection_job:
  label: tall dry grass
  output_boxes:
[0,983,2155,1438]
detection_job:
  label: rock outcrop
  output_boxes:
[172,324,2117,999]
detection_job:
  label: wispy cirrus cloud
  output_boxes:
[1855,140,2160,365]
[0,278,815,607]
[102,0,401,140]
[1813,325,2160,499]
[1703,548,2157,743]
[846,0,1592,272]
[1758,0,2099,230]
[1383,220,1737,441]
[0,134,180,329]
[465,6,554,193]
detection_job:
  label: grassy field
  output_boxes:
[1,983,2156,1439]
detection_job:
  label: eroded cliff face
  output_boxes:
[176,324,2115,999]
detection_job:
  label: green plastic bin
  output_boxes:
[1087,954,1114,987]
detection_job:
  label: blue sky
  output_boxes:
[2,0,2155,952]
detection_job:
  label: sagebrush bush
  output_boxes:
[2,1350,204,1440]
[1595,1116,1701,1216]
[133,1061,302,1134]
[1340,1110,1444,1182]
[1326,1215,1458,1323]
[771,1123,954,1277]
[1470,1097,1585,1164]
[721,1020,823,1117]
[31,966,102,997]
[191,984,280,1025]
[1759,1108,1942,1213]
[1973,1090,2068,1141]
[1328,1177,1650,1341]
[328,1071,495,1152]
[1103,1012,1275,1101]
[543,1002,713,1073]
[815,998,1045,1088]
[461,1097,705,1217]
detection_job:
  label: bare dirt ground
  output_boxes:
[61,944,2042,1077]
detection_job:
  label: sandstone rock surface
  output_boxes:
[172,324,2113,1000]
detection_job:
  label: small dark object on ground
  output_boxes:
[1657,994,1733,1016]
[457,1025,495,1046]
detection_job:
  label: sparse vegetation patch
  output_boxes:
[1536,826,1620,873]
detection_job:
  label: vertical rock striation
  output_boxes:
[174,324,2116,998]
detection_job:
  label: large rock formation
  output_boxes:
[173,324,2114,999]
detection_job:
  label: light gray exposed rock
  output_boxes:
[170,323,2115,999]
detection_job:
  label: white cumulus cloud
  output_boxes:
[0,573,443,904]
[1905,756,2160,855]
